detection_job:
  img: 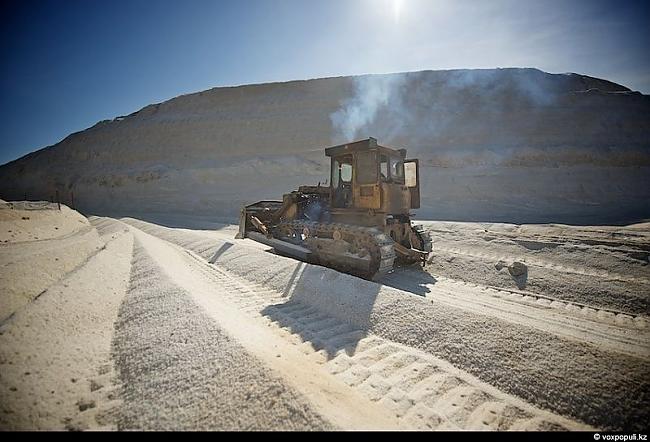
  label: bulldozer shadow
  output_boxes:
[260,262,383,361]
[379,265,438,296]
[209,242,234,263]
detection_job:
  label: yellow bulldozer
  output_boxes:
[236,137,431,280]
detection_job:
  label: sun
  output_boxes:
[393,0,404,23]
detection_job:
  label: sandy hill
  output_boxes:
[1,68,649,224]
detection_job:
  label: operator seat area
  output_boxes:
[332,155,353,208]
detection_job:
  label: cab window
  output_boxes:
[380,155,389,181]
[341,163,352,182]
[332,156,353,187]
[389,156,404,184]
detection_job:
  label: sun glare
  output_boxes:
[393,0,404,23]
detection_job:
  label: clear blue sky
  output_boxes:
[1,0,648,165]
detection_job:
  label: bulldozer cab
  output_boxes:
[326,137,420,213]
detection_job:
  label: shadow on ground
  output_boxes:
[209,242,234,263]
[260,261,382,361]
[379,265,438,296]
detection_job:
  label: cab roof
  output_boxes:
[324,137,406,158]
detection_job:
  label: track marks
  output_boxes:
[383,267,649,359]
[180,247,589,431]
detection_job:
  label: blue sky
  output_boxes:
[1,0,648,165]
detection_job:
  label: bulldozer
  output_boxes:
[236,137,432,280]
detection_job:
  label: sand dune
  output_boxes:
[0,202,104,322]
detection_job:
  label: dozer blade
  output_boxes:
[236,200,284,239]
[247,231,313,260]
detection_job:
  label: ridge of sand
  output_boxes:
[0,203,105,322]
[112,237,332,430]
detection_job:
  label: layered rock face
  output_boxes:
[1,68,649,224]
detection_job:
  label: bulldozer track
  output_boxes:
[279,220,396,280]
[472,280,649,328]
[383,267,649,358]
[389,267,648,329]
[429,242,650,285]
[179,247,589,430]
